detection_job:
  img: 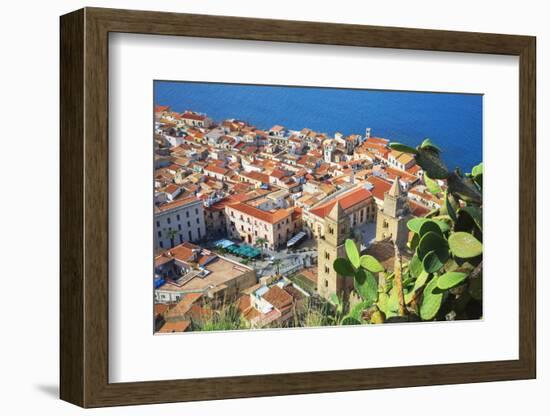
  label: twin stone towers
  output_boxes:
[317,177,412,301]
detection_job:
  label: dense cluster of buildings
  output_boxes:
[153,105,445,332]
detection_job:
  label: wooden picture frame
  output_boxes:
[60,7,536,408]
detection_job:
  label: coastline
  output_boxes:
[154,80,483,171]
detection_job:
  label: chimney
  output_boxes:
[191,248,200,262]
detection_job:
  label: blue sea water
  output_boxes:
[154,81,482,171]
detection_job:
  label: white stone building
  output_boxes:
[154,196,206,249]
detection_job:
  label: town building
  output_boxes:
[237,277,308,328]
[408,185,444,209]
[179,111,213,128]
[304,185,376,239]
[239,171,270,188]
[154,242,257,305]
[268,125,287,138]
[154,105,171,120]
[154,196,206,249]
[386,149,416,171]
[225,202,301,249]
[204,198,229,238]
[204,164,230,181]
[323,141,347,163]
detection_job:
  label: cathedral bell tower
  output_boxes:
[317,202,354,301]
[375,176,412,249]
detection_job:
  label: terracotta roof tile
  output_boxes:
[409,200,431,216]
[270,169,289,179]
[237,295,252,313]
[284,285,305,302]
[164,293,203,320]
[156,196,201,213]
[262,285,293,310]
[309,187,373,218]
[181,111,207,121]
[241,171,270,184]
[155,242,217,267]
[227,202,294,224]
[365,137,389,145]
[366,176,392,201]
[205,164,229,175]
[155,105,170,113]
[158,320,191,333]
[187,304,213,322]
[154,303,170,316]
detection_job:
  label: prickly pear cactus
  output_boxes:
[333,139,483,324]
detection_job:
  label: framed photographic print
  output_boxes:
[60,7,536,408]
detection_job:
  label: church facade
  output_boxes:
[316,202,354,301]
[317,176,412,302]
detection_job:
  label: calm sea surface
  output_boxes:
[154,81,482,171]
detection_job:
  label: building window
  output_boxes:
[157,231,161,237]
[325,251,330,260]
[196,218,200,224]
[156,220,160,227]
[159,241,164,248]
[176,214,180,221]
[167,217,171,224]
[198,229,201,239]
[195,208,199,215]
[187,221,191,227]
[186,211,190,218]
[188,231,192,241]
[325,279,329,287]
[325,266,329,274]
[178,224,182,231]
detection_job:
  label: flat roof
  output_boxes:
[159,256,253,293]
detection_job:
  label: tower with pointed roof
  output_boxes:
[375,176,412,248]
[317,201,354,301]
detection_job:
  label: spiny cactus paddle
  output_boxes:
[331,138,482,324]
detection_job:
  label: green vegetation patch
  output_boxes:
[288,273,317,294]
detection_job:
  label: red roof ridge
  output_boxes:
[310,186,373,219]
